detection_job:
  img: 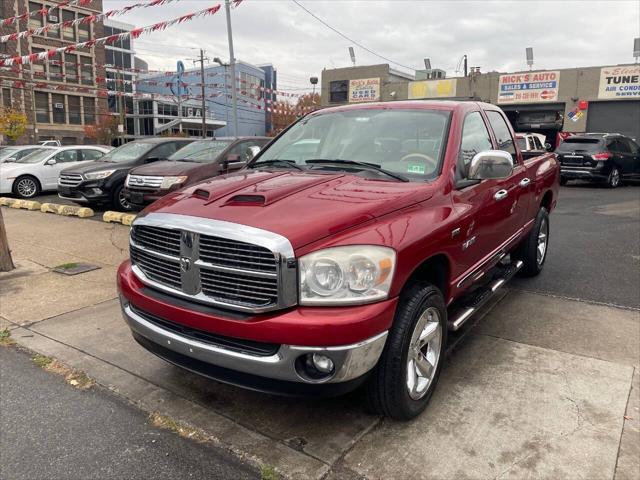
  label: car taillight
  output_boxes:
[592,152,611,160]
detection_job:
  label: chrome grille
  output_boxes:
[126,175,164,192]
[58,173,83,187]
[128,216,297,313]
[131,225,181,256]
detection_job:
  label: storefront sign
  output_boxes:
[497,71,560,104]
[598,65,640,99]
[348,78,380,103]
[408,79,457,99]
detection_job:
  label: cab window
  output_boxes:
[458,111,492,179]
[54,150,79,162]
[486,111,516,156]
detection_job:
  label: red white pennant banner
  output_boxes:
[1,0,182,44]
[1,0,91,27]
[0,5,222,67]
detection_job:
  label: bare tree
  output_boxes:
[0,208,14,272]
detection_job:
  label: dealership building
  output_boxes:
[320,63,640,145]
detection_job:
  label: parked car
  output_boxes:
[124,137,270,208]
[0,145,111,199]
[38,140,62,147]
[118,100,559,420]
[515,133,550,159]
[58,138,193,211]
[556,133,640,187]
[0,145,49,164]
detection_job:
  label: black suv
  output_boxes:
[557,133,640,188]
[58,138,193,210]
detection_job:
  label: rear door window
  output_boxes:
[55,149,79,163]
[485,111,516,156]
[609,139,630,154]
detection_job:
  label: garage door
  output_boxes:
[586,101,640,141]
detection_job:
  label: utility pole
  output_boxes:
[118,70,125,145]
[463,55,468,77]
[191,50,209,139]
[224,0,238,136]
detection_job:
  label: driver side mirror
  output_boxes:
[468,150,514,180]
[46,158,57,165]
[223,154,246,171]
[246,145,261,162]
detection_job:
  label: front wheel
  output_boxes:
[607,167,621,188]
[13,175,41,199]
[111,184,132,212]
[514,207,549,277]
[364,282,447,420]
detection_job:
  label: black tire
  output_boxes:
[607,166,621,188]
[513,207,549,277]
[111,183,132,212]
[560,177,568,186]
[364,282,447,420]
[13,175,41,199]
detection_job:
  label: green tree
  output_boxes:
[0,108,28,144]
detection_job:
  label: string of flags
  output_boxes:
[0,4,223,67]
[0,0,182,43]
[0,0,90,27]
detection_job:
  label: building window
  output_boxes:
[50,52,62,81]
[80,57,93,85]
[65,54,78,83]
[62,10,75,41]
[35,92,50,123]
[105,49,115,66]
[31,48,46,77]
[52,94,66,123]
[78,14,90,42]
[2,88,11,108]
[329,80,348,103]
[84,98,95,124]
[28,2,43,30]
[68,96,81,124]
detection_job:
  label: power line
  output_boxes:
[291,0,416,73]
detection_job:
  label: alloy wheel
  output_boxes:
[406,307,442,400]
[537,217,548,265]
[609,169,620,187]
[16,178,37,198]
[118,189,131,211]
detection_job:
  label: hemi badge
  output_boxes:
[451,228,461,238]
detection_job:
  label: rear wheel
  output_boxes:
[13,175,41,199]
[607,167,620,188]
[514,207,549,277]
[364,282,447,420]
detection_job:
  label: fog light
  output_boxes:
[91,188,102,195]
[311,353,334,374]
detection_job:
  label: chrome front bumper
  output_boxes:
[121,299,388,385]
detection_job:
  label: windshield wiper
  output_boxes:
[249,159,304,171]
[305,159,410,182]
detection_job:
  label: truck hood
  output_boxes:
[129,160,204,177]
[143,169,435,249]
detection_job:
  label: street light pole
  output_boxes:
[224,0,238,136]
[193,49,209,139]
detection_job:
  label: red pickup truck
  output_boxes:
[118,101,559,420]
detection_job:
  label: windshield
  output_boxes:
[100,142,156,163]
[556,138,603,153]
[253,109,450,181]
[15,149,54,164]
[168,140,231,163]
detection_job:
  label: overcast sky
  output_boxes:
[104,0,640,93]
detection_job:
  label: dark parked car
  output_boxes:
[557,133,640,188]
[58,138,193,211]
[124,137,270,208]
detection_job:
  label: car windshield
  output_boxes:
[168,140,232,163]
[253,109,450,181]
[555,138,603,153]
[14,148,55,164]
[100,142,156,163]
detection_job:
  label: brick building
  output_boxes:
[0,0,108,145]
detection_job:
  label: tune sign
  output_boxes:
[497,71,560,104]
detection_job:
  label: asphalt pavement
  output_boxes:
[0,346,258,480]
[511,181,640,308]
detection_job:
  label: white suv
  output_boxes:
[0,145,111,199]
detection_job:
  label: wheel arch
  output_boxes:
[540,189,553,211]
[12,173,42,193]
[402,253,452,302]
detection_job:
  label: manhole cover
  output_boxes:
[53,262,101,276]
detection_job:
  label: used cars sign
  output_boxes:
[497,71,560,104]
[598,65,640,99]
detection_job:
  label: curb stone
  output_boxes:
[1,198,41,210]
[40,203,94,218]
[103,211,136,225]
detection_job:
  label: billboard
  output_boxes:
[408,79,457,99]
[598,65,640,99]
[497,71,560,104]
[348,78,380,103]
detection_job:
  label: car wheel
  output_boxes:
[112,184,132,212]
[560,177,568,186]
[607,167,620,188]
[364,282,447,420]
[514,207,549,277]
[13,175,41,199]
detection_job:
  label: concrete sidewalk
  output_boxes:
[2,206,639,480]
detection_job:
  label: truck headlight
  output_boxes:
[84,169,115,180]
[299,245,395,305]
[161,176,188,189]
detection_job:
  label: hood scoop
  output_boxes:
[225,194,266,206]
[193,189,210,199]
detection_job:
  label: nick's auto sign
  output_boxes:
[598,66,640,99]
[497,71,560,104]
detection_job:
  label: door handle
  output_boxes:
[494,189,508,201]
[519,177,531,187]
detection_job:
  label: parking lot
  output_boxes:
[1,183,638,480]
